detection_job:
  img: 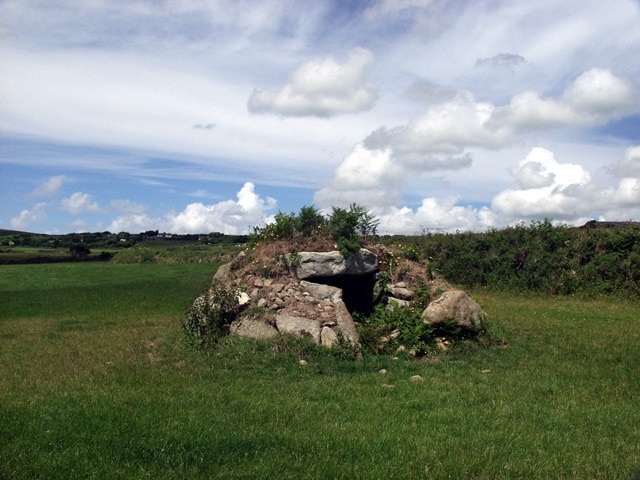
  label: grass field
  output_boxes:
[1,262,639,479]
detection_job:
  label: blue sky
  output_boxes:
[1,0,639,234]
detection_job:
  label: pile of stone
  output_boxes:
[195,246,487,354]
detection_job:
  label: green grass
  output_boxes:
[1,263,639,479]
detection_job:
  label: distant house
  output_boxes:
[582,220,640,229]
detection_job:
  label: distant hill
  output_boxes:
[0,228,33,236]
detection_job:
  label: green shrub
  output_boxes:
[296,205,326,236]
[184,284,241,349]
[356,304,434,356]
[328,206,362,258]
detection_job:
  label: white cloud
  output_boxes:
[363,145,640,234]
[1,1,639,234]
[340,69,636,193]
[107,182,276,234]
[10,202,47,230]
[609,145,640,178]
[60,192,102,215]
[490,69,634,131]
[608,177,640,207]
[515,161,555,189]
[489,91,579,131]
[366,91,506,156]
[363,68,633,163]
[492,148,597,220]
[108,200,159,233]
[563,68,633,117]
[314,144,404,208]
[247,48,378,117]
[30,175,65,198]
[168,182,276,234]
[376,199,497,235]
[65,218,89,232]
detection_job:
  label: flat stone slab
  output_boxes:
[230,318,278,339]
[299,280,342,302]
[275,315,322,344]
[293,249,378,279]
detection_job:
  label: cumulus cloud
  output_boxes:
[168,182,276,234]
[369,69,631,161]
[314,144,404,208]
[30,175,65,198]
[376,91,506,154]
[604,146,640,214]
[376,199,496,235]
[108,200,159,233]
[489,91,579,131]
[60,192,102,215]
[313,66,637,234]
[609,145,640,178]
[608,177,640,208]
[490,68,633,131]
[247,48,378,117]
[10,202,47,230]
[563,68,632,117]
[489,147,640,224]
[492,148,597,221]
[107,182,276,234]
[358,68,633,174]
[344,146,640,235]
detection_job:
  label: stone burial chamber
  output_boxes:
[291,249,379,314]
[197,243,487,355]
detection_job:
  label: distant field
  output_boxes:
[0,242,238,265]
[1,262,639,479]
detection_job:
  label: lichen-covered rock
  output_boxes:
[275,315,322,344]
[212,261,233,283]
[321,326,338,348]
[387,297,411,309]
[299,281,342,302]
[230,318,278,339]
[387,284,414,300]
[335,299,359,346]
[421,290,487,329]
[293,249,378,279]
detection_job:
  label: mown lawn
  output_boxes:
[1,263,639,479]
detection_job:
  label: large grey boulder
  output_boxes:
[421,290,487,329]
[275,315,322,344]
[334,300,360,346]
[212,261,233,283]
[293,249,378,279]
[230,318,278,339]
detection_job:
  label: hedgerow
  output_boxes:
[386,220,639,298]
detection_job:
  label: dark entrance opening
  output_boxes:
[305,272,377,315]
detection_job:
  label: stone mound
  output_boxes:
[195,237,487,355]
